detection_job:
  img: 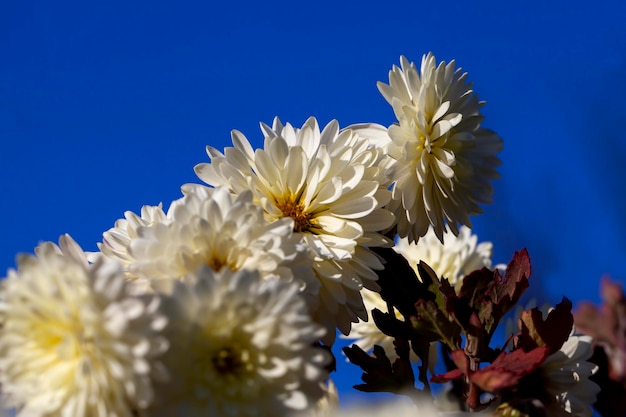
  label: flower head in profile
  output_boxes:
[152,267,330,417]
[0,235,167,417]
[95,186,317,299]
[347,225,495,361]
[539,332,600,417]
[379,53,503,242]
[190,117,396,343]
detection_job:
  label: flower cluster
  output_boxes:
[0,52,610,417]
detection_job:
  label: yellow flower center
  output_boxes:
[207,256,229,272]
[275,195,314,233]
[212,347,245,375]
[418,134,432,153]
[204,249,239,273]
[33,313,108,383]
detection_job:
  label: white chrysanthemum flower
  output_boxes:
[378,53,503,242]
[190,117,396,343]
[96,186,317,299]
[152,267,330,417]
[347,226,494,361]
[0,235,167,417]
[540,333,600,417]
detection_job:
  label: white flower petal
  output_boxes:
[541,332,600,417]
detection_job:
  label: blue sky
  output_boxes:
[2,0,626,406]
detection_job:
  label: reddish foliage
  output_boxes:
[431,346,550,392]
[517,297,573,355]
[574,277,626,383]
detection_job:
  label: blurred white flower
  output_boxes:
[302,380,339,417]
[347,226,495,361]
[0,235,167,417]
[152,267,330,417]
[297,397,440,417]
[378,53,503,242]
[191,117,396,344]
[540,333,600,417]
[96,186,317,299]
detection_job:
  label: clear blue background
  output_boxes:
[2,0,625,407]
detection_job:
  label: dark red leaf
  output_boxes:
[483,249,531,333]
[431,368,463,383]
[470,346,550,392]
[343,344,416,394]
[431,349,468,383]
[518,297,573,354]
